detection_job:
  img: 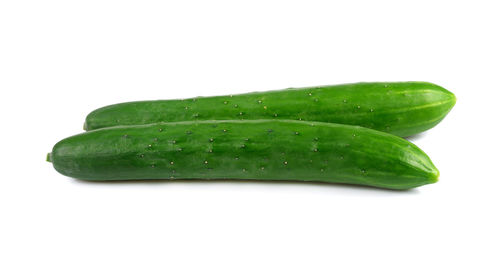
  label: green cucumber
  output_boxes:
[48,120,439,189]
[83,81,456,137]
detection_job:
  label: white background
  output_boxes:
[1,1,498,256]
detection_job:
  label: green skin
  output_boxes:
[84,82,456,137]
[49,120,439,190]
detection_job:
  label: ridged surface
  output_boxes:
[50,120,439,189]
[84,82,456,137]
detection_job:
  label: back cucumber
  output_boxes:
[49,120,439,189]
[84,81,456,137]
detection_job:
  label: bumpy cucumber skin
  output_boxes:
[50,120,439,189]
[83,82,456,137]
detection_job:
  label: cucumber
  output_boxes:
[48,120,439,189]
[83,81,456,137]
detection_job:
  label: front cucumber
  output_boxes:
[84,82,456,137]
[49,120,439,189]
